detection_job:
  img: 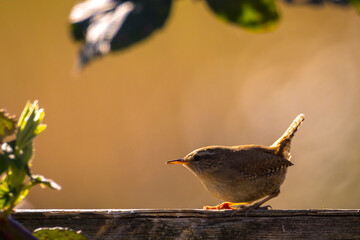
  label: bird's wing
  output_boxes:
[229,146,293,179]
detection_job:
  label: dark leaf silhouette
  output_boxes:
[350,0,360,13]
[69,0,172,68]
[205,0,280,32]
[284,0,350,5]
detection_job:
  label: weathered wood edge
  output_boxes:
[12,209,360,219]
[10,209,360,239]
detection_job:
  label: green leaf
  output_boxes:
[351,0,360,13]
[17,101,32,131]
[6,167,27,195]
[16,101,46,152]
[21,142,33,166]
[33,227,88,240]
[0,154,9,175]
[34,124,47,136]
[0,181,11,210]
[0,109,17,144]
[12,187,29,208]
[69,0,173,67]
[34,108,45,123]
[31,175,61,190]
[0,181,26,213]
[1,141,24,170]
[205,0,280,32]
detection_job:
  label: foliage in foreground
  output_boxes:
[0,101,87,240]
[69,0,360,68]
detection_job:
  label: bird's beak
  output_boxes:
[166,158,187,164]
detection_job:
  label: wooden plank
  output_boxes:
[11,209,360,239]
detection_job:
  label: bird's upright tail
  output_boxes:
[271,114,305,160]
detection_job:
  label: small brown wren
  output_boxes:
[167,114,305,211]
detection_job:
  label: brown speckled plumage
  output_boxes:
[167,114,305,211]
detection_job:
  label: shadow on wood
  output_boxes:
[12,209,360,239]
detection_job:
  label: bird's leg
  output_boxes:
[203,202,250,210]
[240,189,280,212]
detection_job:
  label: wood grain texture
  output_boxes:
[11,209,360,239]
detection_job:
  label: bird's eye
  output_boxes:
[193,155,200,161]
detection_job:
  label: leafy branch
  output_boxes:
[0,101,59,217]
[0,101,86,239]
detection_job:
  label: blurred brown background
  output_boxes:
[0,1,359,210]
